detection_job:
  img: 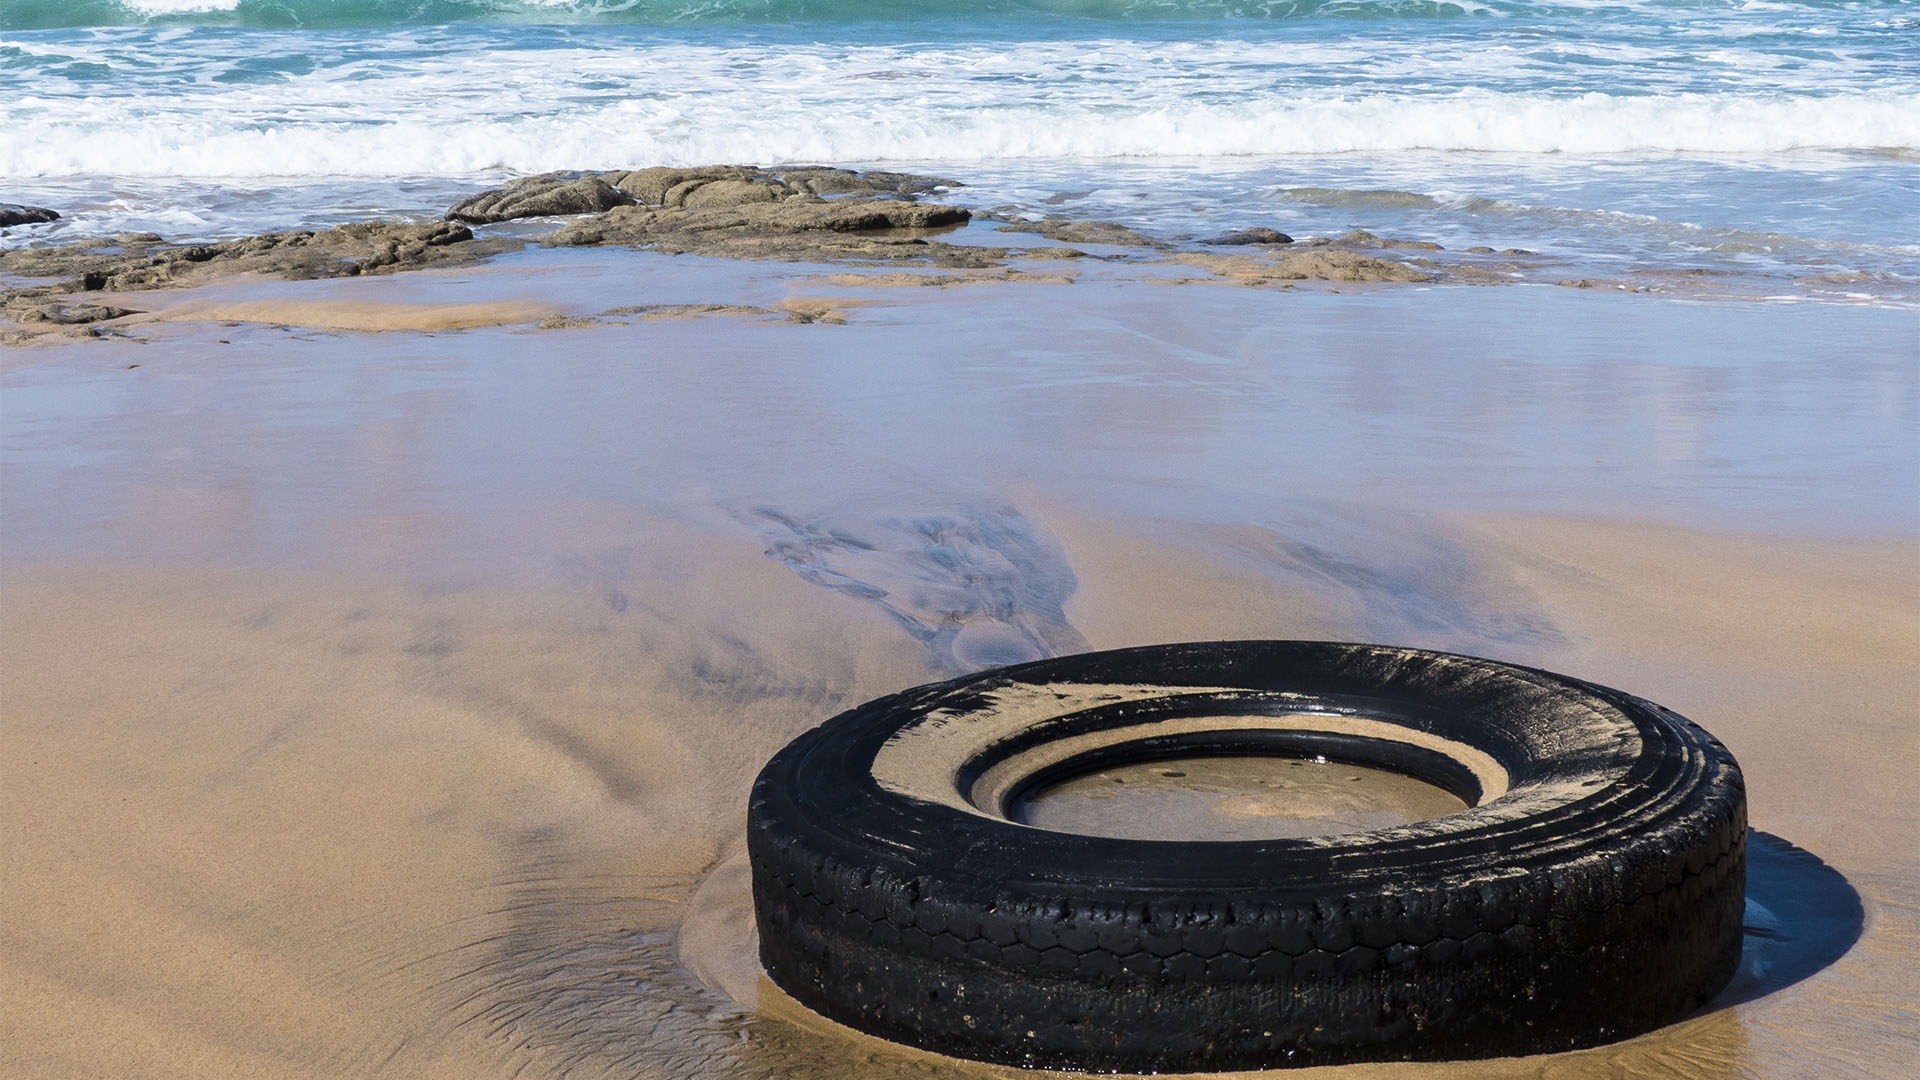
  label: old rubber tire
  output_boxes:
[747,641,1746,1071]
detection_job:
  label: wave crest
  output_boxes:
[4,91,1914,178]
[0,0,1659,31]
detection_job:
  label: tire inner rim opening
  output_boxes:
[868,684,1514,833]
[1008,749,1476,842]
[965,708,1500,840]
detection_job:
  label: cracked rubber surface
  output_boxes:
[748,641,1747,1071]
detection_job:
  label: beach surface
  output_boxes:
[3,239,1915,1078]
[6,0,1917,1071]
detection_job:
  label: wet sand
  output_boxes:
[3,261,1916,1078]
[3,517,1913,1079]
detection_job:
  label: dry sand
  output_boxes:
[3,509,1914,1079]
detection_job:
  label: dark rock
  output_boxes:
[1311,229,1444,252]
[0,221,506,296]
[604,165,769,205]
[678,178,784,209]
[547,196,975,263]
[0,204,60,227]
[446,174,634,224]
[996,219,1160,247]
[777,167,957,198]
[1274,249,1428,282]
[445,165,965,241]
[600,165,956,207]
[16,303,137,325]
[1257,249,1435,283]
[1174,249,1436,285]
[1202,227,1293,246]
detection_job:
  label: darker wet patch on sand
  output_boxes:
[358,832,749,1078]
[754,505,1089,672]
[1196,511,1565,651]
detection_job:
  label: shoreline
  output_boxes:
[8,163,1915,347]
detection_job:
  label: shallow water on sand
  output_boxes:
[3,263,1916,1078]
[1014,756,1474,841]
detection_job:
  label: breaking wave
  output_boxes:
[3,0,1901,29]
[4,90,1913,178]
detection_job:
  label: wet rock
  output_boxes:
[1267,249,1434,282]
[0,234,169,285]
[1202,227,1293,246]
[996,219,1161,247]
[1307,229,1444,252]
[548,196,979,264]
[0,221,510,296]
[595,165,957,208]
[14,302,138,325]
[1170,249,1436,285]
[602,166,764,206]
[777,166,957,198]
[0,204,60,227]
[440,165,978,266]
[603,302,781,322]
[1556,278,1643,292]
[817,269,1079,289]
[678,178,783,209]
[446,174,634,224]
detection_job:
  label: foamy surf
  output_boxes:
[2,0,1915,302]
[5,90,1917,179]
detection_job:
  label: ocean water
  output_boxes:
[2,0,1917,299]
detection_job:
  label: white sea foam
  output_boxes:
[3,26,1915,178]
[122,0,242,13]
[4,0,1914,300]
[5,87,1914,178]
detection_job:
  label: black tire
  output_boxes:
[748,641,1746,1071]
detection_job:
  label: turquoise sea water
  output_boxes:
[1,0,1917,299]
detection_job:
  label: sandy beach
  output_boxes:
[2,509,1914,1079]
[4,200,1916,1079]
[9,0,1920,1069]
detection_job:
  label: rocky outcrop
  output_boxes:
[995,219,1161,247]
[1264,249,1434,282]
[435,165,982,263]
[445,165,962,224]
[1165,249,1437,285]
[1308,229,1444,252]
[602,165,956,207]
[0,221,512,295]
[0,204,60,227]
[446,174,633,224]
[1202,227,1293,246]
[548,194,981,264]
[9,302,137,325]
[2,164,1501,346]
